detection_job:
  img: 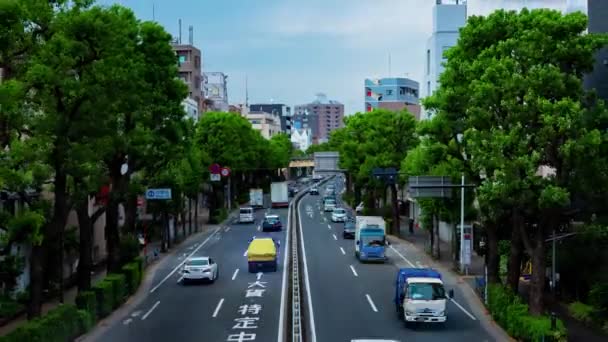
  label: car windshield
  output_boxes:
[361,235,384,247]
[407,283,446,301]
[266,217,279,223]
[187,259,208,266]
[240,208,252,214]
[333,209,345,214]
[345,222,355,229]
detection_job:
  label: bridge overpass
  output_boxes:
[288,152,343,179]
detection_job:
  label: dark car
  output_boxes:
[262,215,282,232]
[343,220,356,239]
[309,187,319,195]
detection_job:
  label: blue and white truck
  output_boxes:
[354,216,387,262]
[394,268,453,325]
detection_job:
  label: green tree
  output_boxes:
[269,133,293,169]
[453,8,607,315]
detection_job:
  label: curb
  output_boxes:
[387,234,515,342]
[77,212,237,342]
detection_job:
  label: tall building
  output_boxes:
[294,93,344,144]
[173,44,204,114]
[424,0,467,119]
[249,104,292,137]
[365,77,421,119]
[581,0,608,101]
[203,72,229,112]
[244,111,282,140]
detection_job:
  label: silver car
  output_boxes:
[181,257,219,284]
[331,208,347,222]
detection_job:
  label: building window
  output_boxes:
[399,87,405,95]
[366,88,372,97]
[194,76,200,89]
[386,89,393,96]
[194,56,201,68]
[179,54,187,65]
[426,49,430,75]
[427,81,431,96]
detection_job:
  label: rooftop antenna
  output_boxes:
[178,19,182,44]
[189,25,193,45]
[388,53,392,77]
[152,2,155,21]
[245,75,249,107]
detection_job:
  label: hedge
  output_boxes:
[105,274,128,308]
[75,290,96,320]
[0,304,91,342]
[488,284,567,341]
[122,262,141,294]
[92,280,113,319]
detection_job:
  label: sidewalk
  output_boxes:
[0,209,211,337]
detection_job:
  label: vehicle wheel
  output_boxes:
[396,306,404,320]
[214,268,219,281]
[248,264,255,273]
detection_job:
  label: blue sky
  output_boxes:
[100,0,584,114]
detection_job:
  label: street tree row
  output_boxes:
[0,0,292,320]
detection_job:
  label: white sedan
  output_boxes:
[331,208,347,222]
[181,257,218,283]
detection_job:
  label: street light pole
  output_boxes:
[460,174,466,275]
[551,228,556,296]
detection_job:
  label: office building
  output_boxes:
[424,0,467,119]
[245,111,282,140]
[580,0,608,101]
[249,104,292,137]
[365,77,421,119]
[182,98,199,121]
[294,93,344,144]
[203,72,229,112]
[173,44,204,112]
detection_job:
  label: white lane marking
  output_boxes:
[298,198,318,342]
[365,294,379,312]
[150,228,221,293]
[212,298,225,318]
[450,298,477,320]
[349,265,359,277]
[123,318,133,325]
[257,225,261,231]
[142,300,160,320]
[243,250,248,256]
[332,234,337,240]
[389,245,416,267]
[340,247,346,255]
[278,200,292,342]
[232,268,240,280]
[131,310,142,317]
[176,275,183,284]
[327,224,331,229]
[225,227,231,232]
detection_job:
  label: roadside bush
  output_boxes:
[210,208,228,224]
[75,290,97,320]
[105,273,127,308]
[488,284,567,341]
[92,280,113,319]
[121,262,141,294]
[0,304,90,342]
[0,297,24,320]
[569,301,594,325]
[589,282,608,316]
[134,256,144,273]
[119,234,141,267]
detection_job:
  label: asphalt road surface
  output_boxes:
[299,179,493,342]
[91,206,289,342]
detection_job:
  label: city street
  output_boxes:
[299,180,493,342]
[88,207,289,342]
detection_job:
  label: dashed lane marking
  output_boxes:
[365,294,378,312]
[349,265,359,277]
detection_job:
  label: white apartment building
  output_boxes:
[245,111,282,140]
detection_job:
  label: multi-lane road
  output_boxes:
[87,179,494,342]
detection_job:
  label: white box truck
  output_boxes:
[394,268,453,325]
[270,182,289,208]
[249,188,264,208]
[355,216,387,262]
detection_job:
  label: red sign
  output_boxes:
[464,233,471,240]
[137,197,145,207]
[95,185,110,206]
[220,167,231,177]
[209,163,221,174]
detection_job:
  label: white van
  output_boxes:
[239,207,255,224]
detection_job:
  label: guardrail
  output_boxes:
[286,176,333,342]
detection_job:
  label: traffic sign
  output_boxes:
[145,188,172,200]
[137,197,145,207]
[210,173,221,182]
[220,167,231,177]
[209,163,221,174]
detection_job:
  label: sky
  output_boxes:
[100,0,587,114]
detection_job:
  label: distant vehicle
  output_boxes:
[312,174,323,182]
[239,207,255,224]
[181,257,218,284]
[323,198,337,212]
[343,220,356,239]
[271,182,289,208]
[262,214,282,232]
[309,187,319,195]
[355,216,387,262]
[249,188,264,208]
[247,237,278,273]
[331,208,347,222]
[355,202,364,214]
[394,268,452,325]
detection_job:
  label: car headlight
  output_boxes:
[360,252,366,257]
[405,310,415,315]
[437,311,445,316]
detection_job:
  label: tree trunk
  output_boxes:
[195,195,200,231]
[529,226,546,315]
[433,214,440,259]
[390,184,400,236]
[52,169,69,304]
[160,211,168,253]
[188,197,193,235]
[76,200,93,291]
[429,216,435,256]
[106,195,121,273]
[507,213,524,293]
[486,221,500,284]
[181,207,186,240]
[27,245,44,319]
[124,192,137,234]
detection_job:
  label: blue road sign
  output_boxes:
[146,188,172,200]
